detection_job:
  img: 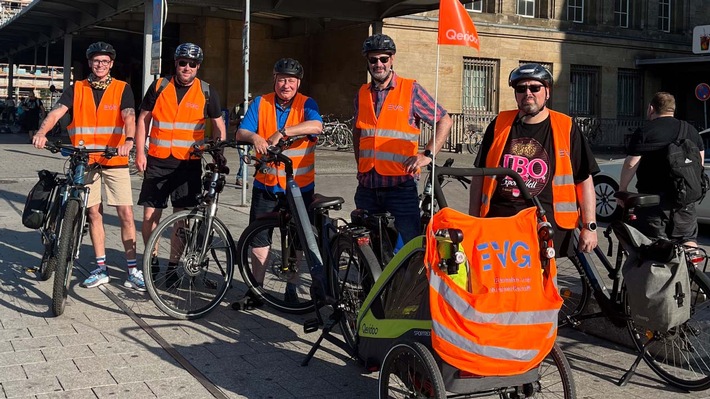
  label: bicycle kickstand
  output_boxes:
[618,340,653,386]
[301,304,352,366]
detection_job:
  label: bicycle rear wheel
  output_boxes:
[143,210,235,320]
[52,198,81,316]
[39,192,62,281]
[329,233,377,351]
[236,217,315,314]
[625,266,710,390]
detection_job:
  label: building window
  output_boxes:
[517,0,535,18]
[617,69,643,118]
[465,0,483,12]
[658,0,671,32]
[463,57,498,116]
[567,0,584,23]
[569,65,600,117]
[614,0,629,28]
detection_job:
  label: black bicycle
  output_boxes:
[43,141,118,316]
[557,191,710,390]
[142,139,239,320]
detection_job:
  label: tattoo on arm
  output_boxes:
[122,108,136,117]
[51,103,62,111]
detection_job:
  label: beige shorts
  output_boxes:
[85,167,133,208]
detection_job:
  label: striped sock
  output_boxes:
[96,256,106,271]
[127,259,137,275]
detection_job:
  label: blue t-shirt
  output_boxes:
[241,95,322,193]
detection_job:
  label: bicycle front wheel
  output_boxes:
[143,210,235,320]
[556,252,592,327]
[626,266,710,390]
[52,198,81,316]
[330,233,376,352]
[236,217,315,314]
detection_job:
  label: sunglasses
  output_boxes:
[514,84,544,94]
[178,60,198,68]
[368,56,391,64]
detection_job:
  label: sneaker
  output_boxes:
[284,283,299,304]
[235,178,243,187]
[82,268,109,288]
[165,266,179,288]
[231,291,264,310]
[124,270,146,292]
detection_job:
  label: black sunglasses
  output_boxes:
[515,84,544,94]
[178,60,198,68]
[368,56,391,64]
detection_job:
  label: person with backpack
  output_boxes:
[619,91,707,247]
[134,42,226,285]
[31,42,143,291]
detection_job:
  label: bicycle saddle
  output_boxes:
[309,193,344,211]
[614,191,660,209]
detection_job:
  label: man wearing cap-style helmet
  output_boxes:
[469,63,599,257]
[231,57,323,309]
[32,41,143,291]
[353,33,452,247]
[134,42,226,288]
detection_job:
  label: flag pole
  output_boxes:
[430,44,441,208]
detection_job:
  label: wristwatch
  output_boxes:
[423,149,434,161]
[278,127,287,137]
[583,221,597,232]
[125,137,134,142]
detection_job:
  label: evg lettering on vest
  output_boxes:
[386,104,404,112]
[103,104,119,111]
[184,102,200,110]
[476,241,532,271]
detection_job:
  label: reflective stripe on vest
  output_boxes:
[480,110,578,229]
[425,206,562,376]
[255,93,315,189]
[355,78,420,176]
[148,77,206,160]
[67,79,128,166]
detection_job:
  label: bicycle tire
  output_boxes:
[625,265,710,390]
[556,252,592,327]
[236,217,315,314]
[39,194,62,281]
[329,234,376,352]
[143,210,235,320]
[537,342,577,399]
[378,341,446,399]
[52,198,81,316]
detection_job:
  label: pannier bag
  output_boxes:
[425,207,562,376]
[22,170,59,229]
[619,223,691,332]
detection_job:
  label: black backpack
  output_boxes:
[666,121,709,207]
[22,170,60,229]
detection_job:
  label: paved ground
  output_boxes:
[0,130,710,398]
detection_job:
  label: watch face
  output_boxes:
[587,222,597,231]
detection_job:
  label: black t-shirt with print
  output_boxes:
[475,114,599,257]
[626,116,704,196]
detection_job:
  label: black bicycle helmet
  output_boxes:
[86,42,116,60]
[273,58,304,79]
[362,33,396,55]
[508,63,553,87]
[174,43,204,63]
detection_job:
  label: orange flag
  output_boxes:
[438,0,480,50]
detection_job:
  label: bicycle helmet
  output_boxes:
[174,43,204,63]
[273,58,304,79]
[508,63,553,87]
[362,33,396,55]
[86,42,116,60]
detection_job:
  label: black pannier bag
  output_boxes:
[22,170,59,229]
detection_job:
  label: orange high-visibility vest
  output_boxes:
[425,206,562,376]
[255,93,315,189]
[67,79,128,166]
[148,77,206,160]
[480,110,578,229]
[356,78,421,176]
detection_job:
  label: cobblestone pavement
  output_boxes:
[0,132,709,398]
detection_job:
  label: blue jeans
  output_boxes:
[354,179,421,246]
[235,145,250,179]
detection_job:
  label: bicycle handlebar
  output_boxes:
[45,140,118,159]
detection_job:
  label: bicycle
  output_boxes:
[461,124,483,155]
[141,139,239,320]
[556,191,710,390]
[42,140,118,316]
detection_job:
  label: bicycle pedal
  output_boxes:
[303,318,320,334]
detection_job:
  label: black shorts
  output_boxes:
[138,158,202,209]
[631,203,698,244]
